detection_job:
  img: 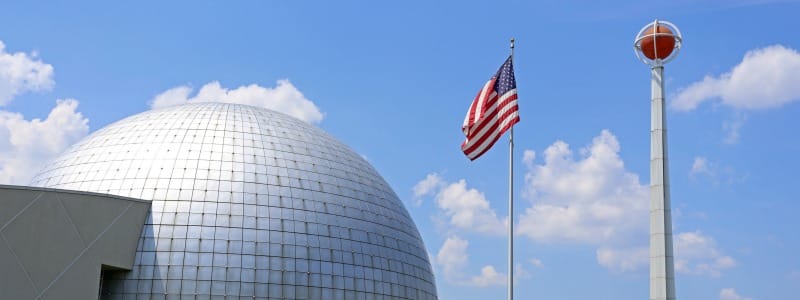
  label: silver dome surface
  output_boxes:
[31,102,437,299]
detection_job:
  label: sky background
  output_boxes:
[2,1,800,299]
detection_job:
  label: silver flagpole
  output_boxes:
[508,37,515,300]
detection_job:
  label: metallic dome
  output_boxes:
[31,102,437,299]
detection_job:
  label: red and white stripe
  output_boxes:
[461,81,519,160]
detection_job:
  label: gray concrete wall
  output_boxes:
[0,185,150,300]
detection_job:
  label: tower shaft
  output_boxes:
[649,66,676,300]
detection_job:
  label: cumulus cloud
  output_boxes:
[436,236,469,282]
[522,149,536,166]
[149,80,324,123]
[412,173,445,206]
[517,130,650,271]
[596,246,649,272]
[513,263,531,282]
[150,85,192,108]
[437,180,507,236]
[722,114,747,144]
[518,130,648,244]
[689,156,747,185]
[412,173,507,236]
[435,236,525,287]
[436,236,504,287]
[0,40,86,184]
[720,288,752,300]
[0,100,89,184]
[469,265,506,287]
[690,156,713,178]
[530,258,544,268]
[0,41,55,105]
[518,131,736,275]
[673,45,800,111]
[674,231,736,277]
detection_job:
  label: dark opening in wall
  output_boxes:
[99,265,128,299]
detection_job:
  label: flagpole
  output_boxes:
[508,37,515,300]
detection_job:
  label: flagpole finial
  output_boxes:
[510,38,515,49]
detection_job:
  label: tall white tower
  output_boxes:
[634,19,683,300]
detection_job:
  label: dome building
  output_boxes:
[29,102,437,299]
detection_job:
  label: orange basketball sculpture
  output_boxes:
[640,24,676,60]
[634,19,682,66]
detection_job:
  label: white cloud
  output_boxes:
[518,130,651,272]
[435,236,518,287]
[150,85,192,108]
[720,288,753,300]
[522,149,536,166]
[514,263,531,281]
[434,179,507,236]
[0,41,85,184]
[413,173,507,236]
[149,80,324,123]
[596,246,649,272]
[436,236,469,282]
[530,258,544,268]
[722,114,747,144]
[690,156,713,178]
[518,131,735,275]
[469,265,506,287]
[675,231,736,277]
[673,45,800,111]
[0,40,55,105]
[412,173,445,206]
[518,130,648,245]
[689,156,747,185]
[0,100,89,184]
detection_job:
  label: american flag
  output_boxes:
[461,56,520,160]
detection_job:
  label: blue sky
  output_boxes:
[2,0,799,299]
